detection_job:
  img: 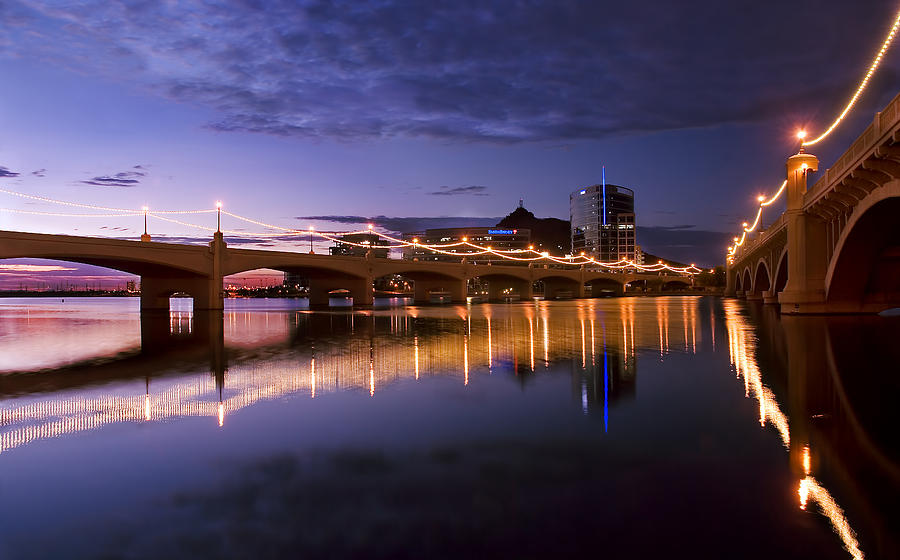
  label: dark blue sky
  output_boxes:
[1,0,899,272]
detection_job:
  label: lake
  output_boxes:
[0,296,897,559]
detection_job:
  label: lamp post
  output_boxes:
[140,206,150,242]
[215,201,222,233]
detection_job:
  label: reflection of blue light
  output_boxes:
[487,229,515,235]
[603,351,608,432]
[581,379,588,414]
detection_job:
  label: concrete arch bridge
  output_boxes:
[0,230,690,310]
[727,92,900,313]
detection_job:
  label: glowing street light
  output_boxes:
[215,201,223,233]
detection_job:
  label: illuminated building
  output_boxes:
[328,232,389,258]
[570,182,636,262]
[401,227,531,264]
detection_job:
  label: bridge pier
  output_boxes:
[763,291,779,305]
[779,152,829,314]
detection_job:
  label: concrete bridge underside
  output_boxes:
[0,230,689,311]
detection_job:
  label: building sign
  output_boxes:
[487,229,517,235]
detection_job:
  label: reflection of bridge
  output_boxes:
[0,298,710,455]
[726,93,900,313]
[725,302,900,559]
[0,230,691,310]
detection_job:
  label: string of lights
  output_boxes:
[0,208,144,218]
[221,211,699,272]
[726,178,788,261]
[3,189,700,274]
[728,7,900,262]
[0,187,216,214]
[802,8,900,147]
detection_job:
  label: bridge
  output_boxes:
[0,229,693,310]
[726,91,900,314]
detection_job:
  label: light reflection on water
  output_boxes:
[0,296,897,559]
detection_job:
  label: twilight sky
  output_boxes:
[1,0,900,283]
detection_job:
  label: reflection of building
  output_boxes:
[329,233,389,258]
[570,184,636,261]
[401,227,531,264]
[573,346,636,415]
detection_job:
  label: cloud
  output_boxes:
[2,1,897,143]
[296,215,500,234]
[0,166,20,178]
[30,169,46,177]
[81,167,147,187]
[428,185,489,196]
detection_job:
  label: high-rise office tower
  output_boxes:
[570,182,636,262]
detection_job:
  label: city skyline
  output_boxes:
[2,0,900,285]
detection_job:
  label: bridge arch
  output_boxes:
[773,248,788,295]
[586,277,625,297]
[752,259,771,296]
[0,251,208,279]
[825,181,900,312]
[384,268,467,303]
[534,273,582,299]
[741,267,752,296]
[661,278,691,291]
[474,271,534,301]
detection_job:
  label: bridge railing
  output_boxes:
[731,212,786,263]
[806,90,900,203]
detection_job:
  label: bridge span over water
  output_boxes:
[0,230,691,310]
[727,92,900,314]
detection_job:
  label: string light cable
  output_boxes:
[155,213,700,273]
[727,178,789,260]
[802,8,900,147]
[729,7,900,260]
[1,188,700,274]
[0,187,216,214]
[0,208,144,218]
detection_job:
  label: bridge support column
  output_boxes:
[779,152,828,314]
[763,291,779,304]
[725,265,737,296]
[413,279,467,304]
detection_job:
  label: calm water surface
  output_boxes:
[0,296,898,559]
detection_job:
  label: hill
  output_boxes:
[495,206,570,255]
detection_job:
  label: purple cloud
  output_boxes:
[1,1,896,144]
